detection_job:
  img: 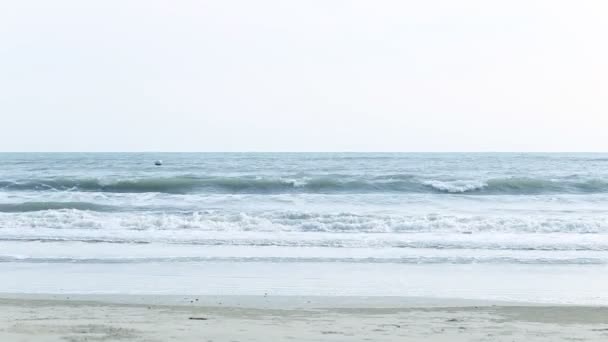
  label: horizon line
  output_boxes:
[0,151,606,154]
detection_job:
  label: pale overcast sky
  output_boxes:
[1,0,607,152]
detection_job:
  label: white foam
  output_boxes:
[423,180,487,193]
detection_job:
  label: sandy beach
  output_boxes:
[1,294,607,341]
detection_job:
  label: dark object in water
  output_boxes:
[154,160,163,166]
[189,317,208,321]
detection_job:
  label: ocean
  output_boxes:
[1,153,608,304]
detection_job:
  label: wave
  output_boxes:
[1,210,607,234]
[0,202,115,213]
[424,178,608,194]
[2,237,608,251]
[0,176,425,194]
[2,176,608,194]
[0,255,605,265]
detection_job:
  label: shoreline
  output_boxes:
[2,294,608,341]
[3,262,607,305]
[0,293,546,308]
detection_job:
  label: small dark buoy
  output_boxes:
[154,160,163,166]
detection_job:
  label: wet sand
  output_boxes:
[1,294,607,341]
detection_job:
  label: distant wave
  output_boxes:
[0,176,423,194]
[0,202,115,213]
[1,176,608,194]
[424,178,608,194]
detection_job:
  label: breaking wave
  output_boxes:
[1,176,608,194]
[1,209,607,234]
[0,202,115,213]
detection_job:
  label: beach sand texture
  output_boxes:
[1,296,608,341]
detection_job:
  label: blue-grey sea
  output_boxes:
[1,153,608,303]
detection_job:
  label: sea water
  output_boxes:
[1,153,607,304]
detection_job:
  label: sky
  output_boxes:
[1,0,607,152]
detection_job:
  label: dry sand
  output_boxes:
[1,294,607,341]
